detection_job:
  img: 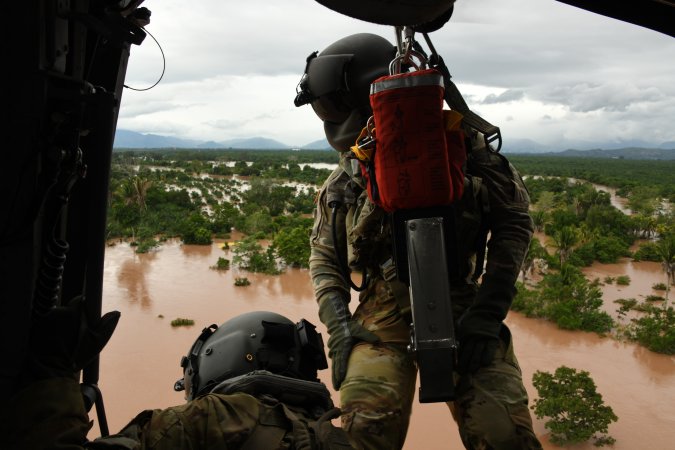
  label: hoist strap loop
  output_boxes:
[370,70,443,95]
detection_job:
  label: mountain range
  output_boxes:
[113,129,675,158]
[114,129,330,150]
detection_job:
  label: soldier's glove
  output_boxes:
[26,296,120,382]
[457,273,515,374]
[318,293,380,390]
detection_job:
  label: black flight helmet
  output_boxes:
[175,311,328,400]
[295,33,396,152]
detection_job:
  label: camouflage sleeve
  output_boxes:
[469,149,534,287]
[87,393,262,449]
[0,377,264,450]
[309,166,351,305]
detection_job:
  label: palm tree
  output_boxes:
[119,176,152,212]
[531,210,549,233]
[550,226,579,267]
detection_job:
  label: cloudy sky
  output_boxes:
[118,0,675,150]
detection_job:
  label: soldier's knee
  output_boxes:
[456,402,541,450]
[341,408,408,450]
[453,365,541,450]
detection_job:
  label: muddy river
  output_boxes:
[95,239,674,449]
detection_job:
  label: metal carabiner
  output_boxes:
[390,26,428,74]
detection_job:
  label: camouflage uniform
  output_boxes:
[1,377,354,450]
[310,135,543,450]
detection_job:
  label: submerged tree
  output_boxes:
[273,226,311,268]
[532,366,617,447]
[512,265,614,334]
[623,304,675,355]
[231,237,280,275]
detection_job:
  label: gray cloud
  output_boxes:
[481,89,525,104]
[119,0,675,147]
[537,83,665,112]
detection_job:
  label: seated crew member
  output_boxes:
[2,307,354,450]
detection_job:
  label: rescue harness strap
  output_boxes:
[422,32,502,152]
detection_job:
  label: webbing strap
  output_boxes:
[421,33,502,152]
[444,79,502,152]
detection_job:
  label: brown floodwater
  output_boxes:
[96,240,675,449]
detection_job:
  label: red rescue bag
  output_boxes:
[365,68,465,212]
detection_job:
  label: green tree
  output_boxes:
[532,366,617,447]
[540,265,614,333]
[231,237,280,275]
[550,226,579,267]
[180,213,212,245]
[530,210,548,233]
[210,203,241,236]
[534,190,558,212]
[626,185,661,215]
[273,226,311,268]
[624,305,675,354]
[240,210,275,236]
[242,179,293,216]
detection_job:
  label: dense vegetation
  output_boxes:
[106,149,674,356]
[509,154,675,203]
[532,366,618,447]
[514,172,674,354]
[107,150,329,264]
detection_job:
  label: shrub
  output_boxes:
[603,276,615,284]
[182,226,212,245]
[652,282,667,291]
[616,275,631,286]
[171,318,195,327]
[632,242,661,262]
[614,298,638,316]
[211,257,230,271]
[532,366,617,447]
[234,277,251,286]
[135,238,158,254]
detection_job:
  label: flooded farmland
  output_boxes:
[96,239,675,449]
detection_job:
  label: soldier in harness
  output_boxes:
[295,32,543,450]
[2,310,355,450]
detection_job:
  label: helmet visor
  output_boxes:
[306,54,354,123]
[306,54,353,97]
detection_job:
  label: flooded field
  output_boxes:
[96,240,675,449]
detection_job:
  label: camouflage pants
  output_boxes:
[339,279,542,450]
